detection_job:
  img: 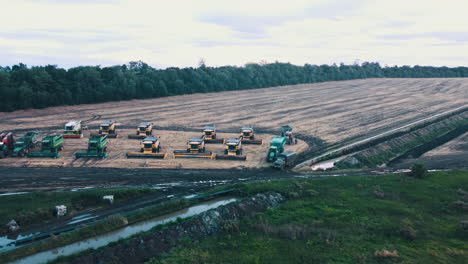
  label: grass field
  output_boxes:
[150,170,468,264]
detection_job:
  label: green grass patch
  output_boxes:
[150,170,468,264]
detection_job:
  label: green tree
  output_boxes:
[409,163,429,179]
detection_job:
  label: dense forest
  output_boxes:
[1,61,468,112]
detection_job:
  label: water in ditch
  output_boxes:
[9,197,236,264]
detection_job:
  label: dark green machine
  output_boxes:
[28,135,64,158]
[266,136,287,162]
[75,135,108,158]
[11,132,38,157]
[272,151,297,169]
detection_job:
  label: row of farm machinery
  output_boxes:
[1,120,299,168]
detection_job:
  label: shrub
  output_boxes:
[409,163,428,179]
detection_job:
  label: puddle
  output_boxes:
[70,186,94,192]
[311,161,335,171]
[67,216,98,225]
[0,192,29,197]
[0,233,39,252]
[9,197,236,264]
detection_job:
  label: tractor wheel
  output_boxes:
[213,135,216,139]
[224,150,228,155]
[251,135,255,140]
[236,150,240,155]
[140,148,144,153]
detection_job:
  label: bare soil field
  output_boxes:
[0,129,308,169]
[393,132,468,169]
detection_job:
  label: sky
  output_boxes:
[1,0,468,69]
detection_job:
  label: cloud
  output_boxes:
[379,32,468,43]
[1,0,468,68]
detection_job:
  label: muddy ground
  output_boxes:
[0,167,297,192]
[0,129,308,169]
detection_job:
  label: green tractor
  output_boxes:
[75,135,108,159]
[11,132,39,157]
[266,136,287,162]
[28,135,64,158]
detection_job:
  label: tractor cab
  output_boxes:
[187,136,206,153]
[63,120,82,138]
[203,125,216,138]
[100,121,113,132]
[137,122,152,135]
[225,137,243,155]
[241,126,254,139]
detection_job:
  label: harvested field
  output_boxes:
[0,129,308,169]
[0,78,466,169]
[1,78,466,144]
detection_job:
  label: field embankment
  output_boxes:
[335,109,468,168]
[394,132,468,169]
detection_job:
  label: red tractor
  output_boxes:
[0,132,15,158]
[280,125,298,145]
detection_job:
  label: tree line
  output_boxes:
[1,61,468,112]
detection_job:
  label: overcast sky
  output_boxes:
[1,0,468,69]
